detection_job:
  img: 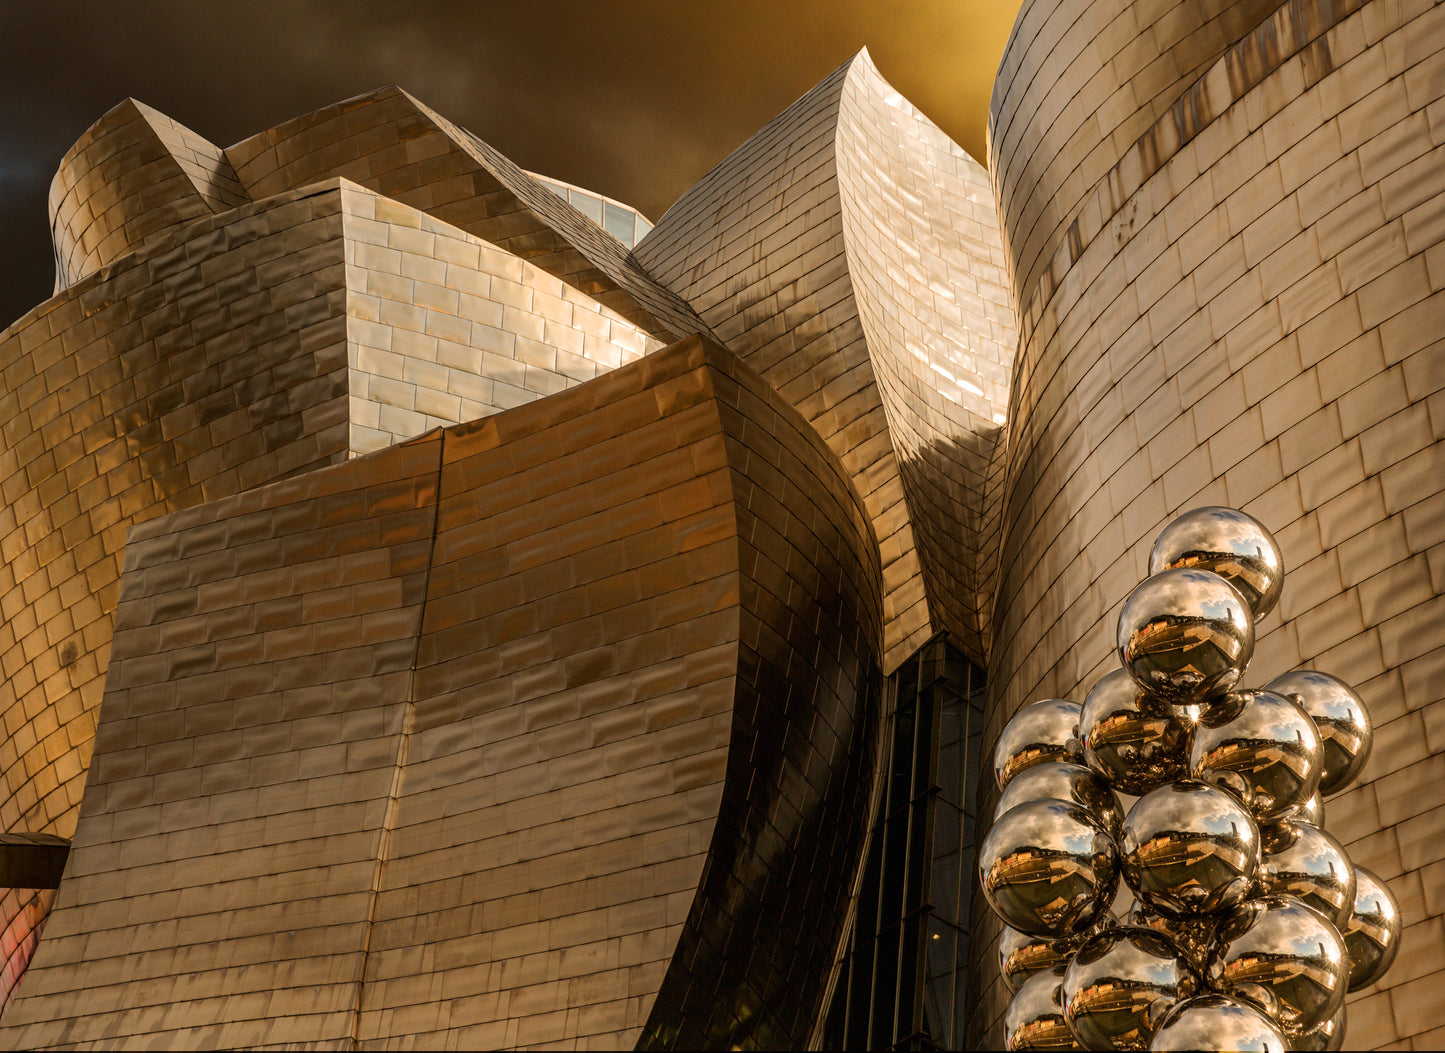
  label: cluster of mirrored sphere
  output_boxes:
[981,506,1401,1051]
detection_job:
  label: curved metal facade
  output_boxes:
[635,51,1017,671]
[1,3,1441,1047]
[0,337,884,1048]
[978,0,1445,1046]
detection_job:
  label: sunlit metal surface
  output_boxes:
[1343,866,1401,991]
[1119,780,1260,918]
[1149,506,1285,620]
[993,699,1085,791]
[1004,964,1077,1050]
[1262,670,1373,796]
[635,51,1017,671]
[1211,894,1349,1034]
[994,760,1124,840]
[1117,568,1255,705]
[980,798,1120,938]
[1190,690,1323,822]
[0,337,884,1050]
[1149,993,1287,1052]
[1080,667,1194,796]
[1000,925,1092,995]
[1060,925,1198,1050]
[1257,819,1355,927]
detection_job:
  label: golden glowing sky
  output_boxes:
[0,1,1025,324]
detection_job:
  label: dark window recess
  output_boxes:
[819,635,985,1051]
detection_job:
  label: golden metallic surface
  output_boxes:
[991,0,1288,318]
[225,86,707,344]
[0,182,356,851]
[977,0,1445,1044]
[49,98,248,292]
[3,0,1443,1045]
[635,50,1017,671]
[338,181,659,453]
[0,337,882,1049]
[0,173,659,853]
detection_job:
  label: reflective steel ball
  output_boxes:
[1190,689,1323,822]
[1290,791,1325,828]
[1000,925,1091,995]
[1212,894,1349,1034]
[1061,926,1199,1050]
[1005,964,1078,1050]
[1149,994,1287,1052]
[995,699,1085,792]
[981,798,1121,938]
[1118,568,1254,704]
[995,761,1125,840]
[1257,818,1355,927]
[1080,668,1196,796]
[1343,865,1401,990]
[1150,506,1284,619]
[1120,780,1260,918]
[1289,1003,1346,1052]
[1263,670,1373,795]
[1125,901,1218,971]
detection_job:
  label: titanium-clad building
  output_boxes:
[0,0,1440,1048]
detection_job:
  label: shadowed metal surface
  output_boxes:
[0,336,882,1049]
[635,50,1017,672]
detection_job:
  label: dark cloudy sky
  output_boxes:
[0,1,1022,329]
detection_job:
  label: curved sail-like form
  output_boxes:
[0,337,882,1049]
[50,98,248,291]
[226,86,706,343]
[635,50,1017,671]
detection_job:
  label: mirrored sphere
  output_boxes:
[1212,895,1349,1033]
[1001,925,1091,995]
[1263,670,1373,795]
[1288,1003,1346,1052]
[1150,506,1285,619]
[1260,794,1325,849]
[1257,819,1355,927]
[995,699,1085,792]
[1344,865,1401,990]
[1118,568,1255,705]
[1061,926,1200,1050]
[981,799,1120,937]
[1006,964,1080,1050]
[1191,690,1323,822]
[1149,994,1287,1052]
[1125,902,1219,971]
[1291,792,1325,828]
[1121,781,1260,917]
[996,761,1125,840]
[1081,668,1196,796]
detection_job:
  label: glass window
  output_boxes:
[604,201,636,245]
[568,189,604,224]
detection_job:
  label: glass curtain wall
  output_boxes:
[820,635,985,1050]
